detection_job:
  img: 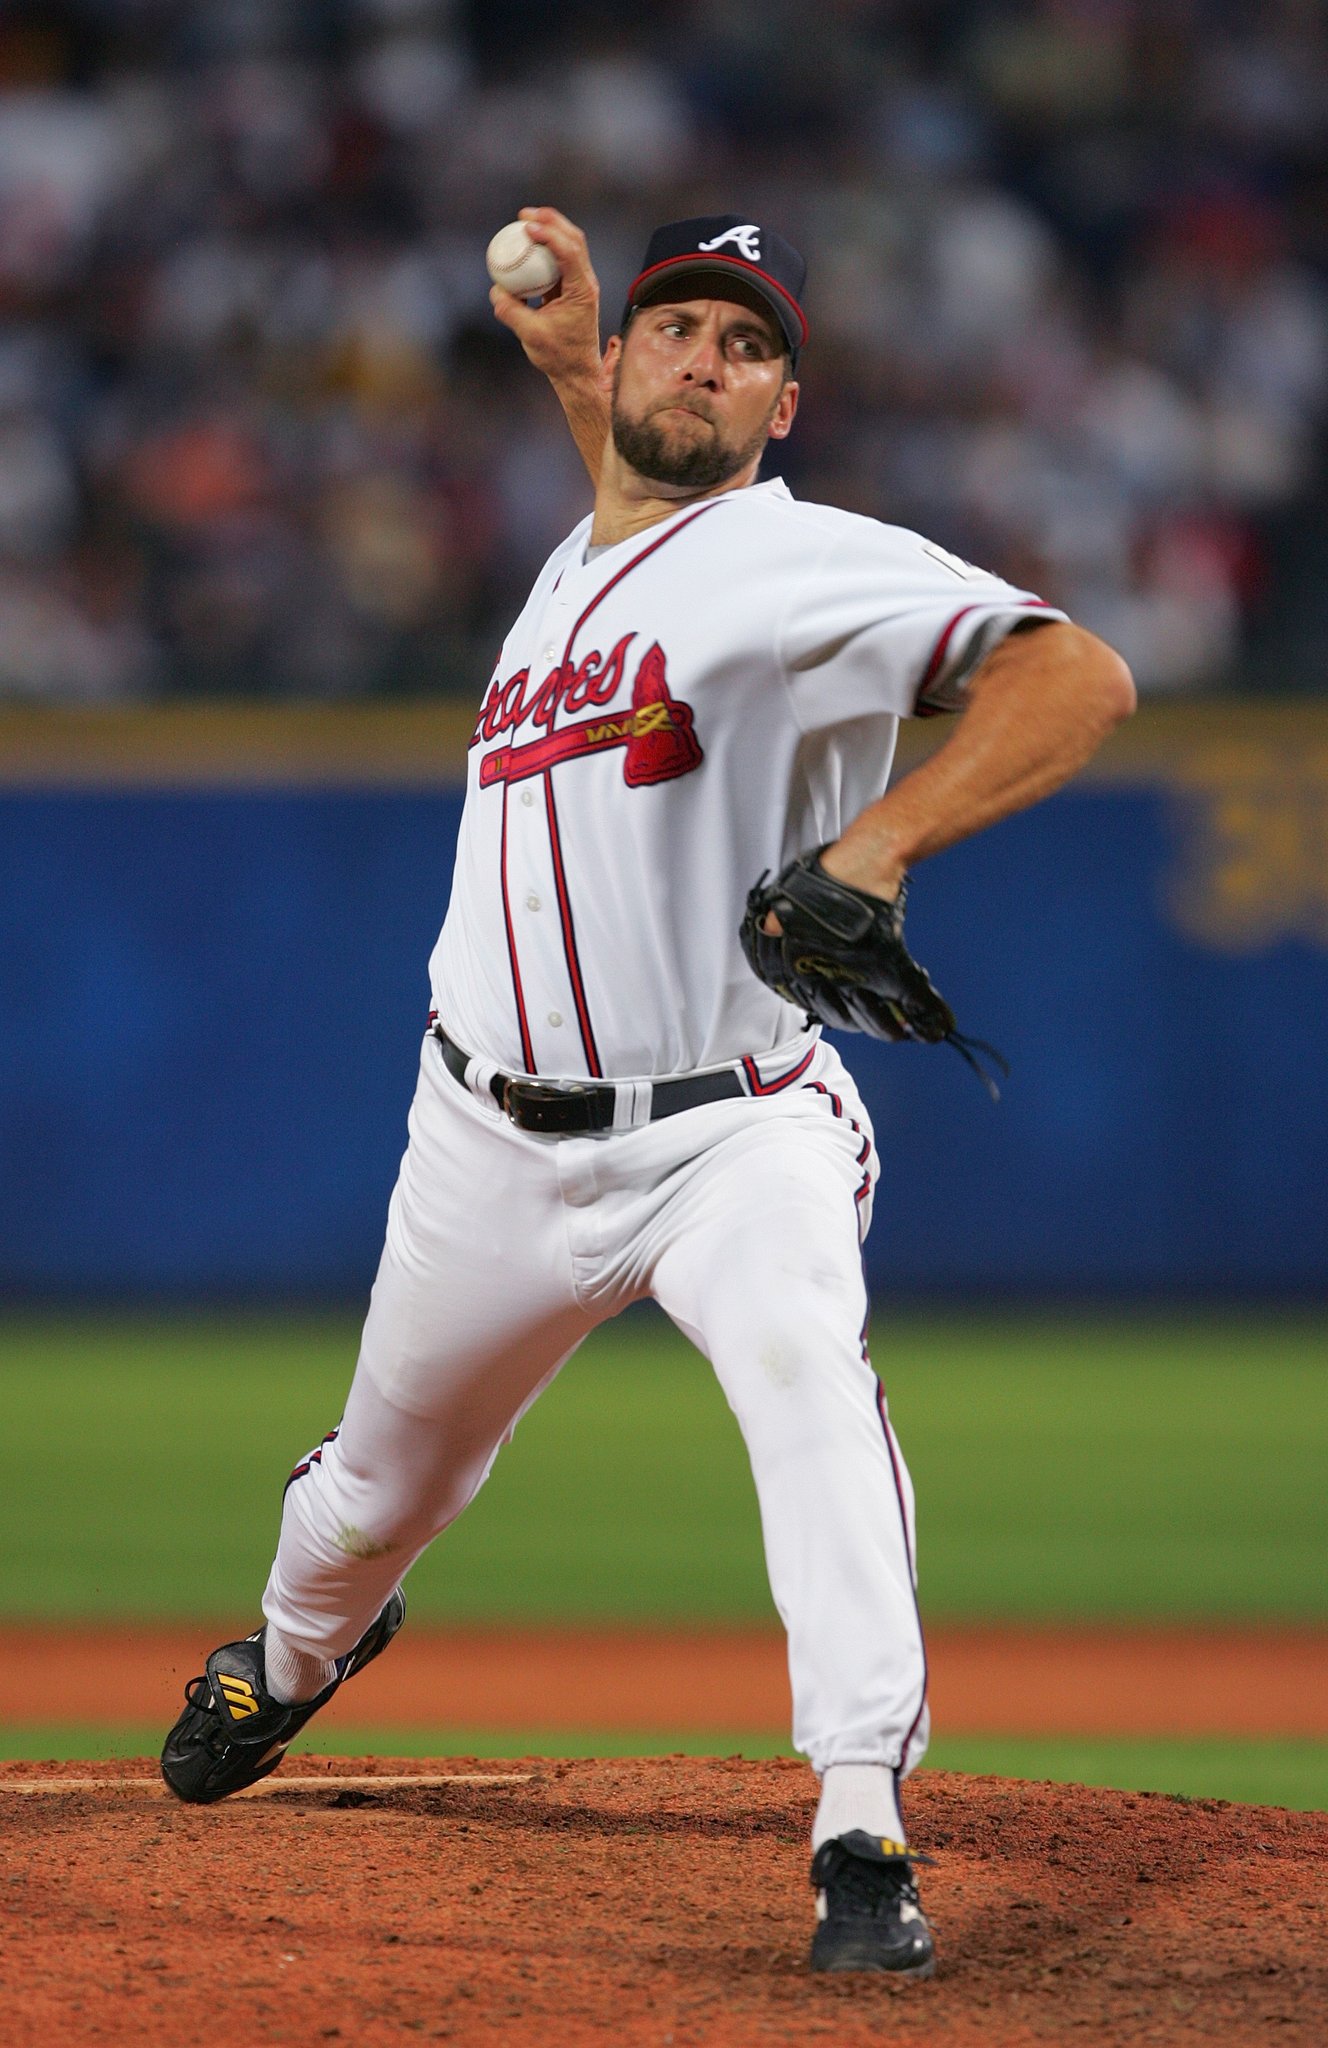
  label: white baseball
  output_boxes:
[486,222,560,298]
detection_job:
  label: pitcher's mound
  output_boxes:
[3,1756,1324,2045]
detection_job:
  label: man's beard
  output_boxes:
[610,388,774,492]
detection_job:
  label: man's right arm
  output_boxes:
[489,207,610,485]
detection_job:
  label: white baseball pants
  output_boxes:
[263,1031,929,1777]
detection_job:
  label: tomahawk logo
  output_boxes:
[479,641,703,790]
[697,224,762,261]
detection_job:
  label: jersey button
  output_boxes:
[526,894,541,912]
[547,1011,563,1027]
[520,789,535,807]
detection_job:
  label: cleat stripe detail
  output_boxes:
[218,1676,260,1717]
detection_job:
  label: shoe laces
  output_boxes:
[820,1847,926,1919]
[181,1673,234,1759]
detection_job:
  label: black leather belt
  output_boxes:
[433,1027,746,1135]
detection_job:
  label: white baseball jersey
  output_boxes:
[431,477,1063,1080]
[263,475,1075,1830]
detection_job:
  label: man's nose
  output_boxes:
[680,334,723,386]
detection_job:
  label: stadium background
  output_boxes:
[1,0,1325,1809]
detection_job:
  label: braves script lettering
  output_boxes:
[477,639,703,789]
[471,632,637,747]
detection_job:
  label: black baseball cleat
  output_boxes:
[809,1829,936,1976]
[160,1590,406,1805]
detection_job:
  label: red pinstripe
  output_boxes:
[802,1065,926,1768]
[286,1425,340,1490]
[558,503,724,678]
[628,253,809,345]
[740,1044,817,1095]
[523,501,726,1077]
[543,769,601,1076]
[805,1077,874,1210]
[916,599,1054,711]
[499,784,536,1073]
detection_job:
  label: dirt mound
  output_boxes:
[2,1756,1324,2046]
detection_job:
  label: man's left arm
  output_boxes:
[820,622,1136,900]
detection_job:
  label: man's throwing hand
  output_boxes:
[489,207,602,385]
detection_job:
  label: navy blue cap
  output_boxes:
[623,215,808,364]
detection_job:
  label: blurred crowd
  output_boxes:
[1,0,1325,702]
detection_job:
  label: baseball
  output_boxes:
[486,221,560,298]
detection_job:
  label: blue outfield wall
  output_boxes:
[2,748,1326,1298]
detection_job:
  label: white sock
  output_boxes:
[264,1625,338,1706]
[812,1763,907,1853]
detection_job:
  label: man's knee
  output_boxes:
[708,1307,876,1461]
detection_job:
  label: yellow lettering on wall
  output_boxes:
[1167,747,1328,952]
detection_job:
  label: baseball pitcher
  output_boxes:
[162,209,1134,1975]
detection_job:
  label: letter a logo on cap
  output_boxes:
[625,217,808,358]
[697,224,761,261]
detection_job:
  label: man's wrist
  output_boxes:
[550,359,604,397]
[818,836,907,905]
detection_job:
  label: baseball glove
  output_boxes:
[740,848,1007,1096]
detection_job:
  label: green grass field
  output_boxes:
[2,1309,1325,1806]
[2,1308,1324,1624]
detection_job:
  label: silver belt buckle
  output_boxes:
[501,1077,600,1134]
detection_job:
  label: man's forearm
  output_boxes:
[552,370,611,487]
[823,623,1136,898]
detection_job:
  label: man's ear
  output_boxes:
[767,381,799,440]
[598,335,622,401]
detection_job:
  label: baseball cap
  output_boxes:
[622,215,808,364]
